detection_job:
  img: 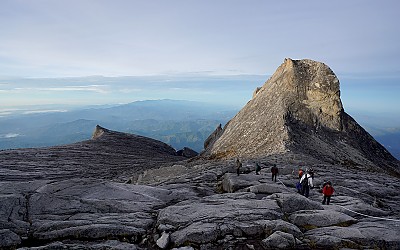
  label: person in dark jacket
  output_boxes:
[236,158,242,176]
[271,164,278,182]
[300,170,314,198]
[255,163,262,175]
[322,181,335,205]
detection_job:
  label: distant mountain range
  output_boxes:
[0,100,236,152]
[0,99,398,159]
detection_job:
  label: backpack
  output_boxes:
[301,174,309,187]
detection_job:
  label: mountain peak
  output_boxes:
[255,58,343,131]
[204,59,399,175]
[92,125,108,139]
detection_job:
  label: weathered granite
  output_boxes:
[221,173,266,193]
[1,148,399,249]
[156,192,282,248]
[305,221,400,249]
[0,178,199,249]
[255,219,303,239]
[261,231,300,249]
[171,222,219,246]
[18,240,140,250]
[248,183,283,194]
[288,210,357,229]
[266,192,324,214]
[202,58,400,176]
[0,229,21,249]
[157,192,282,228]
[156,231,171,249]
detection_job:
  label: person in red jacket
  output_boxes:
[322,181,335,205]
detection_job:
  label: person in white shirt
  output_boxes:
[300,169,314,198]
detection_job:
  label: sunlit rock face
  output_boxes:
[204,58,399,176]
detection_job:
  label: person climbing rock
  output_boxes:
[322,181,335,205]
[271,164,278,182]
[300,170,313,197]
[236,158,242,176]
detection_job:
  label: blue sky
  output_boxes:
[0,0,399,121]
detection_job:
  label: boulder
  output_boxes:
[288,210,357,229]
[266,192,323,213]
[222,173,265,193]
[156,231,171,249]
[261,231,299,249]
[248,183,283,194]
[171,222,218,246]
[256,219,303,238]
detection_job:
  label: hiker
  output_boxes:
[300,170,314,197]
[236,158,242,176]
[298,168,304,179]
[271,164,278,182]
[322,181,335,205]
[255,162,262,175]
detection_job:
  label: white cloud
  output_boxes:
[4,85,110,94]
[22,110,67,115]
[0,133,20,139]
[37,85,110,94]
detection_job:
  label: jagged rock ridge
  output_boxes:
[204,58,400,175]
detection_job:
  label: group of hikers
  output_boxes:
[235,158,335,205]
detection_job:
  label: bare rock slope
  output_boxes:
[0,125,185,182]
[203,58,399,176]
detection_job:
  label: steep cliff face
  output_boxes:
[204,58,399,175]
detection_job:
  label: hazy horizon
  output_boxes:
[1,1,399,127]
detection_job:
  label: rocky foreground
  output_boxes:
[1,146,400,249]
